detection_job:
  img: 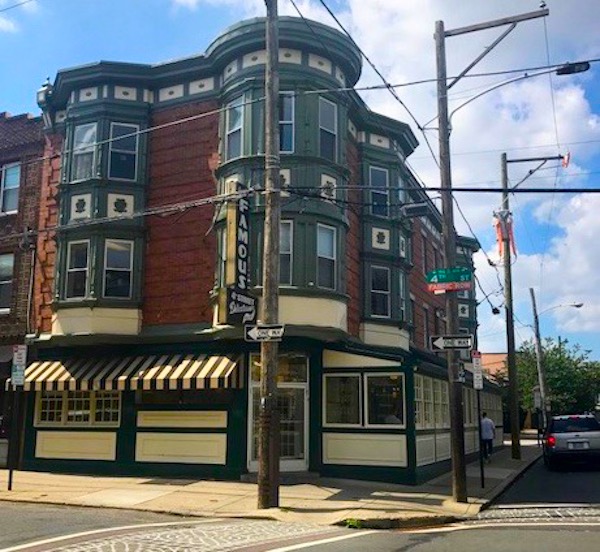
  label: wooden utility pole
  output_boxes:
[258,0,281,509]
[500,153,521,460]
[435,19,467,503]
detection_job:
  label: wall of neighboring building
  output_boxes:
[345,138,361,337]
[143,100,220,326]
[0,112,44,340]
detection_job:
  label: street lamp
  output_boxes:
[530,288,583,429]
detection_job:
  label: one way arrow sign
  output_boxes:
[244,324,285,342]
[430,334,473,351]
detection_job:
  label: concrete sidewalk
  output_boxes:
[0,436,541,529]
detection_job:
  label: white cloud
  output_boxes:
[0,16,17,32]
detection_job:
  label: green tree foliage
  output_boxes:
[515,338,600,414]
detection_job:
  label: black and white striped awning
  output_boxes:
[11,354,242,392]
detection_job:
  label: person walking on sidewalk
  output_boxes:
[481,412,496,463]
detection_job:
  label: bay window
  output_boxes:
[319,97,337,161]
[279,93,294,153]
[317,224,336,289]
[280,220,292,285]
[225,96,244,160]
[66,241,89,299]
[370,166,389,217]
[103,239,133,299]
[72,123,97,181]
[109,123,139,180]
[370,266,390,317]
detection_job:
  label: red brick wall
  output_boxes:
[0,113,44,342]
[34,134,62,334]
[345,139,361,337]
[409,218,445,349]
[143,100,220,326]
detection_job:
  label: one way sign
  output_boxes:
[430,334,473,351]
[244,324,285,342]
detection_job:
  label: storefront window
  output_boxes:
[323,374,360,426]
[365,374,405,427]
[37,390,120,427]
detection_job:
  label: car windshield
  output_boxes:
[551,417,600,433]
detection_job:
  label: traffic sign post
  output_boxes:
[430,334,473,351]
[244,324,285,342]
[8,344,27,491]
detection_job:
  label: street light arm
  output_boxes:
[538,302,584,317]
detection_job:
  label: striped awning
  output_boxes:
[12,354,242,392]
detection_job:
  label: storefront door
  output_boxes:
[248,354,309,472]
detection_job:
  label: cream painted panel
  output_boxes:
[369,134,390,149]
[360,322,410,350]
[135,433,226,465]
[416,435,436,466]
[79,87,98,102]
[435,432,451,461]
[323,433,407,467]
[158,84,184,102]
[279,48,302,64]
[114,86,137,101]
[190,78,214,94]
[52,308,141,336]
[308,54,332,74]
[465,429,479,453]
[279,296,347,330]
[323,350,401,369]
[137,411,227,429]
[36,431,116,460]
[243,50,266,68]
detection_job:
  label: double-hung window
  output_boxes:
[279,93,294,153]
[0,253,14,311]
[399,272,406,321]
[370,166,389,217]
[71,123,97,181]
[103,239,133,299]
[109,123,138,180]
[226,96,244,160]
[319,97,337,162]
[370,266,390,318]
[66,241,89,299]
[280,221,293,285]
[317,224,336,289]
[1,163,20,213]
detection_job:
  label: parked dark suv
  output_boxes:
[543,414,600,470]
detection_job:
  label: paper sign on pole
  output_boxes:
[472,350,483,390]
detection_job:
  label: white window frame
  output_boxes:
[364,372,406,429]
[71,122,97,182]
[279,92,295,153]
[370,265,391,318]
[65,240,90,299]
[108,122,139,181]
[0,252,14,313]
[280,220,293,285]
[319,97,337,162]
[226,96,244,160]
[322,373,362,428]
[35,390,121,428]
[1,162,20,214]
[399,271,406,321]
[398,174,407,206]
[317,223,336,290]
[103,239,134,299]
[370,166,389,217]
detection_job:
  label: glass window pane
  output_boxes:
[280,124,293,152]
[319,98,336,132]
[111,124,137,152]
[325,375,360,425]
[0,254,13,279]
[74,123,97,151]
[66,272,87,298]
[227,130,241,159]
[280,95,293,121]
[2,189,18,212]
[370,167,388,188]
[106,241,132,270]
[69,243,88,269]
[320,130,336,161]
[227,98,243,131]
[4,165,20,188]
[280,222,291,253]
[317,226,334,257]
[105,270,132,298]
[367,375,404,425]
[372,267,389,291]
[318,258,334,288]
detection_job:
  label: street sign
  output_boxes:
[472,350,483,390]
[226,287,257,325]
[426,266,472,284]
[427,280,472,293]
[430,334,473,351]
[11,345,27,388]
[244,324,285,342]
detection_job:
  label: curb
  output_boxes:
[335,515,462,530]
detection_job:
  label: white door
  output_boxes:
[248,354,309,472]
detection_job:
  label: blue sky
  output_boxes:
[2,0,600,358]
